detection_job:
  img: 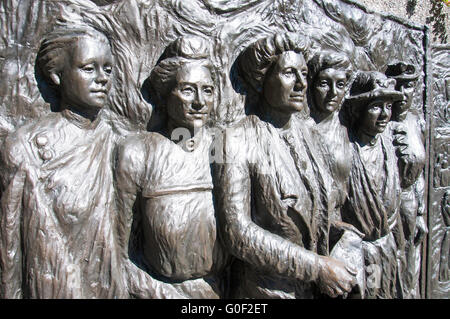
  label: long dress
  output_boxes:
[0,109,127,298]
[307,112,352,224]
[342,131,405,299]
[308,112,365,296]
[215,114,334,298]
[389,114,426,298]
[114,127,229,298]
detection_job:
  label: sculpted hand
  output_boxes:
[414,215,428,246]
[392,124,412,158]
[316,256,358,298]
[393,132,410,159]
[393,126,408,149]
[332,220,365,239]
[392,124,424,185]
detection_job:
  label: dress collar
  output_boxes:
[61,109,102,130]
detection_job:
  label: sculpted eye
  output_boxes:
[283,68,295,77]
[337,81,346,89]
[203,86,214,95]
[386,103,392,110]
[319,80,329,87]
[369,103,381,111]
[104,65,113,75]
[81,65,94,72]
[181,86,195,95]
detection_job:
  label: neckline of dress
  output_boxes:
[61,109,102,130]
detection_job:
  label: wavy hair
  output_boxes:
[237,32,310,94]
[307,50,353,85]
[148,35,216,109]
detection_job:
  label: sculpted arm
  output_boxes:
[0,135,28,298]
[215,128,324,283]
[114,140,142,258]
[392,122,426,188]
[215,158,320,283]
[215,129,357,297]
[114,138,190,298]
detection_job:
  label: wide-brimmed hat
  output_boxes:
[385,62,419,81]
[346,71,404,104]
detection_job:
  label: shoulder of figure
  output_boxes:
[222,116,260,149]
[221,115,268,167]
[116,131,168,172]
[117,131,152,159]
[2,113,62,169]
[224,114,261,137]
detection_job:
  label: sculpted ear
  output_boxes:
[49,72,61,86]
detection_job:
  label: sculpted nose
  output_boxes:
[96,69,109,85]
[330,82,337,96]
[399,86,407,100]
[380,105,390,119]
[192,91,205,111]
[294,72,307,91]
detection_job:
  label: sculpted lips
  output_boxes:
[91,88,108,96]
[376,120,388,127]
[188,112,208,119]
[289,93,304,102]
[325,98,338,106]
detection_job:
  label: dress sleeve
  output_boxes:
[0,134,28,298]
[214,126,321,283]
[114,137,145,256]
[114,135,192,299]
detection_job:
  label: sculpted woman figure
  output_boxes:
[0,23,192,299]
[307,50,354,218]
[385,62,427,298]
[307,50,366,295]
[215,32,358,298]
[115,35,228,298]
[341,71,406,299]
[0,23,126,298]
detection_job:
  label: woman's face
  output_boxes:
[166,62,215,131]
[58,36,113,113]
[313,68,347,115]
[359,99,392,137]
[263,51,308,114]
[394,79,416,115]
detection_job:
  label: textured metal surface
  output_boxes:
[427,44,450,299]
[0,0,438,299]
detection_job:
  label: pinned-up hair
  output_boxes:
[308,50,353,84]
[148,35,216,108]
[237,32,310,94]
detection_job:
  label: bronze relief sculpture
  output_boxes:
[115,36,228,299]
[0,0,442,299]
[307,49,366,297]
[0,23,126,298]
[385,62,428,298]
[341,71,406,299]
[307,49,353,220]
[215,33,357,299]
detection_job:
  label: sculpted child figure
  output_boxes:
[0,23,127,298]
[215,32,358,299]
[342,71,406,299]
[115,35,228,298]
